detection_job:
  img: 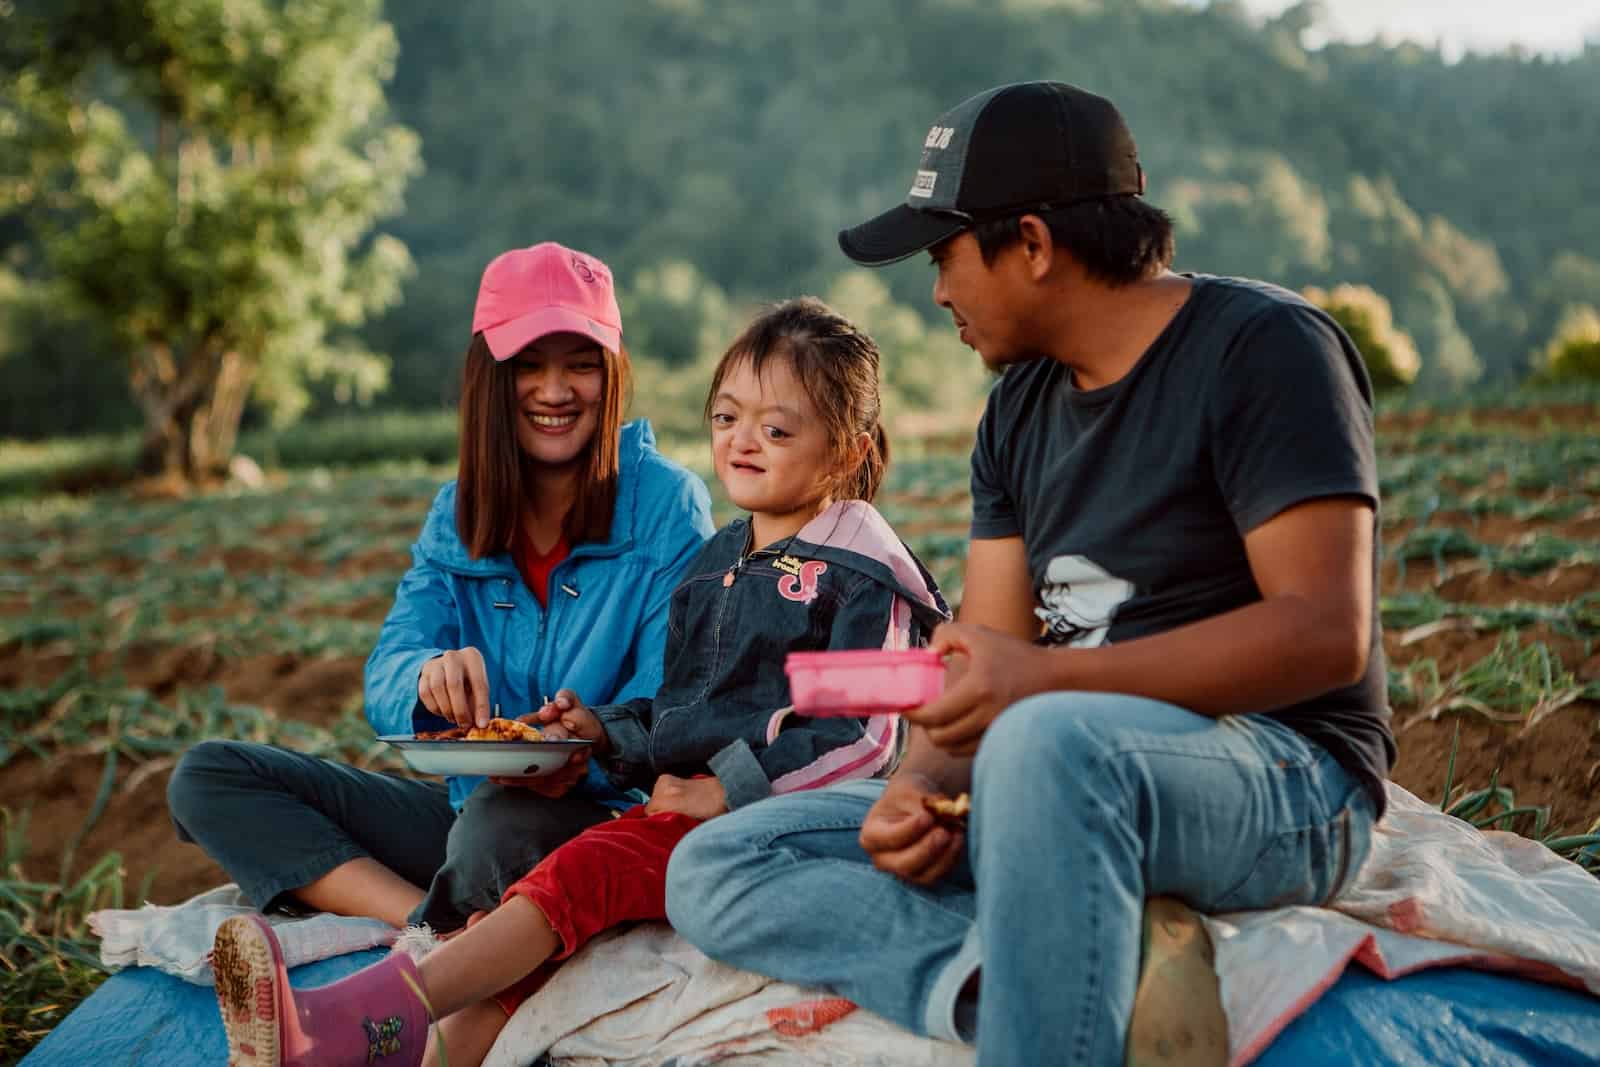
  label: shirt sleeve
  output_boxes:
[363,543,458,738]
[708,577,899,810]
[1207,304,1379,534]
[969,384,1019,539]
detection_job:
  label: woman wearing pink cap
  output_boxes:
[167,243,715,935]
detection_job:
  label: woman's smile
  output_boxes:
[526,410,581,434]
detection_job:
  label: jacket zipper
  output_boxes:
[722,542,780,587]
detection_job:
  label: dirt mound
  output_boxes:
[1378,404,1600,434]
[1395,704,1600,835]
[0,646,372,903]
[2,641,366,728]
[3,751,226,905]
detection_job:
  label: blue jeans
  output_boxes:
[666,693,1376,1066]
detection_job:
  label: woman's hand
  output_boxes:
[859,772,964,886]
[489,715,591,796]
[418,647,491,729]
[645,774,728,820]
[536,689,610,755]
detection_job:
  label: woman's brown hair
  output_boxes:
[455,333,632,558]
[703,297,889,503]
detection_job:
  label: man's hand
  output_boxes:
[536,689,610,755]
[904,623,1055,756]
[418,647,492,729]
[488,716,591,796]
[859,773,964,886]
[645,774,728,820]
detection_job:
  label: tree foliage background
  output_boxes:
[0,0,417,469]
[3,0,1599,442]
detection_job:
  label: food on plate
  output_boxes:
[921,792,970,827]
[413,719,545,742]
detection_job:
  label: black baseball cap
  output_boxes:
[838,81,1145,266]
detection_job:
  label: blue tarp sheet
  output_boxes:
[22,949,385,1066]
[1255,967,1600,1067]
[24,955,1600,1065]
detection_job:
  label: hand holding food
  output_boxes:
[859,773,964,886]
[537,689,610,755]
[417,646,492,729]
[489,713,591,795]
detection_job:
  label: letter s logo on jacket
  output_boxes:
[777,561,828,605]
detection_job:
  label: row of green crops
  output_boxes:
[1437,726,1600,875]
[1387,528,1600,581]
[1379,427,1600,497]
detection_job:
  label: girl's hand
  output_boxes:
[536,689,609,755]
[418,647,491,729]
[490,715,591,795]
[645,774,728,820]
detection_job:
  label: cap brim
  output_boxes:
[481,306,622,361]
[838,204,968,267]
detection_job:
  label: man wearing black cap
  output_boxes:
[668,81,1392,1065]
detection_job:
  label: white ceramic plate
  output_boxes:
[379,736,592,777]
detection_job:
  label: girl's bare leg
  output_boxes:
[425,999,509,1067]
[417,894,560,1018]
[294,857,426,927]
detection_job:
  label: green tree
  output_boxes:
[0,0,418,479]
[1303,283,1421,390]
[1537,305,1600,383]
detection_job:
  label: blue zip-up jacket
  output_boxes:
[364,420,715,810]
[593,500,951,810]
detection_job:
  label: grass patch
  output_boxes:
[0,818,123,1064]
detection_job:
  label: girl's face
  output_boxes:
[709,355,835,526]
[511,332,606,469]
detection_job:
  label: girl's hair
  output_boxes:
[704,297,890,503]
[455,332,632,557]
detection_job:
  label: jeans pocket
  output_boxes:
[1211,809,1352,913]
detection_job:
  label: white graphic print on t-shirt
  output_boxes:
[1035,555,1136,648]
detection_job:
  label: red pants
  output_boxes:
[493,805,702,1013]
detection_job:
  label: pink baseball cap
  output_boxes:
[471,242,622,361]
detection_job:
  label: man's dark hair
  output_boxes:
[971,195,1176,286]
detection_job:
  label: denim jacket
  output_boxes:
[363,420,716,810]
[593,500,951,810]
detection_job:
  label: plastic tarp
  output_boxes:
[22,950,384,1066]
[1255,966,1600,1067]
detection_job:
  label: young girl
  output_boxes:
[210,297,950,1067]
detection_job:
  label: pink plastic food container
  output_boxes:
[785,649,945,717]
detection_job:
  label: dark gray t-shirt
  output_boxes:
[970,275,1394,812]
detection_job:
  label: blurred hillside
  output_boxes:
[4,0,1598,437]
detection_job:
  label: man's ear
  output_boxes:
[1015,214,1056,282]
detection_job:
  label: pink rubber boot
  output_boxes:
[212,914,431,1067]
